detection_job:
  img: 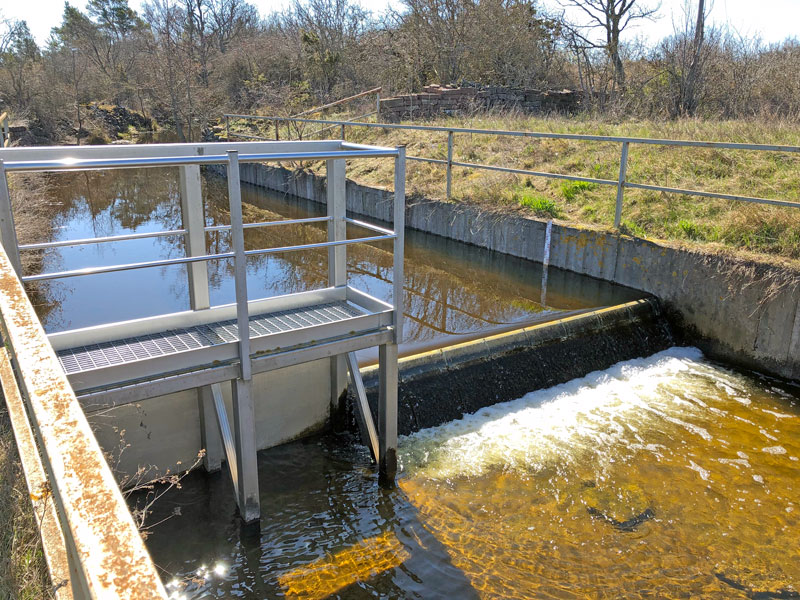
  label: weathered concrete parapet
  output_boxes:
[231,162,800,382]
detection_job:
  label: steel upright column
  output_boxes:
[0,160,21,275]
[327,158,348,417]
[227,150,260,523]
[379,146,404,485]
[179,164,222,473]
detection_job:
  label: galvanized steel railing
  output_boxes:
[0,242,168,599]
[0,140,405,597]
[223,114,800,228]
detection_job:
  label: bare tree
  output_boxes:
[560,0,660,91]
[679,0,709,114]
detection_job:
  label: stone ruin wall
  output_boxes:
[378,84,585,122]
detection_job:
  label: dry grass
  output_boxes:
[242,113,800,265]
[0,407,54,600]
[0,173,57,599]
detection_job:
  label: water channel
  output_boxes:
[30,168,640,353]
[26,167,800,599]
[140,348,800,599]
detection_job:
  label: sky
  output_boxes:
[3,0,799,48]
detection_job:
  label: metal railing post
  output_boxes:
[340,124,346,141]
[446,131,454,200]
[327,157,347,413]
[225,115,230,141]
[178,165,210,310]
[0,160,22,275]
[376,92,381,120]
[274,118,279,141]
[614,141,630,229]
[393,146,406,343]
[227,151,251,381]
[226,149,260,523]
[179,163,221,473]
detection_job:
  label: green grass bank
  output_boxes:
[233,114,800,265]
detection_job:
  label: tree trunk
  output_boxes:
[683,0,706,115]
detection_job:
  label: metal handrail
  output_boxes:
[0,140,406,592]
[205,216,332,233]
[21,232,396,282]
[18,228,188,250]
[224,113,800,227]
[242,115,800,152]
[2,148,399,173]
[0,243,168,599]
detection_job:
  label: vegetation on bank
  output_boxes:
[0,407,54,600]
[274,114,800,263]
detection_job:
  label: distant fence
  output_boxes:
[223,114,800,229]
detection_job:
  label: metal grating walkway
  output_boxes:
[57,301,364,375]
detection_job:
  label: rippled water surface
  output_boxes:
[139,348,800,599]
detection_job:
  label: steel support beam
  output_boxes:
[227,150,259,523]
[179,164,222,473]
[209,383,239,494]
[198,385,223,473]
[0,160,21,275]
[393,147,406,344]
[345,352,379,463]
[231,378,259,523]
[327,159,348,416]
[378,342,398,486]
[179,164,210,310]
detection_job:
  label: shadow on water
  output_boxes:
[136,434,480,599]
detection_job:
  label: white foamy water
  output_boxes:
[399,347,781,480]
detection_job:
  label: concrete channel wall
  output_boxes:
[232,163,800,382]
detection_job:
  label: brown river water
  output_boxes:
[137,348,800,600]
[25,168,800,599]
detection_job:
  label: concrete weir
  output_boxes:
[231,162,800,382]
[356,298,673,435]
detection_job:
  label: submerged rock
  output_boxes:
[714,572,800,599]
[582,482,656,531]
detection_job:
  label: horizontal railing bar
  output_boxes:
[345,218,395,236]
[23,232,396,281]
[22,252,235,282]
[18,228,187,251]
[302,111,379,138]
[292,87,382,118]
[237,115,800,153]
[451,160,618,186]
[244,234,395,257]
[4,149,400,172]
[228,131,272,141]
[205,216,332,233]
[408,155,447,165]
[624,182,800,208]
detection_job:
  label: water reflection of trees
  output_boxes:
[38,170,639,341]
[49,169,185,244]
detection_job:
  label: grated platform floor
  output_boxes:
[57,301,364,375]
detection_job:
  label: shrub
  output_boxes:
[510,188,561,218]
[560,180,596,201]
